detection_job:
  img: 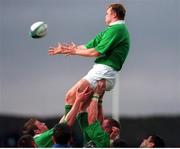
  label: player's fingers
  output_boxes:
[48,50,53,54]
[71,42,76,48]
[76,86,89,96]
[100,79,106,86]
[112,127,120,134]
[59,43,65,48]
[84,87,94,97]
[62,43,69,47]
[48,52,55,55]
[57,43,61,48]
[98,79,106,89]
[61,50,70,54]
[86,90,93,97]
[61,46,68,50]
[48,52,53,55]
[84,86,90,93]
[112,126,119,131]
[48,50,53,53]
[48,49,55,52]
[110,127,120,140]
[49,47,55,50]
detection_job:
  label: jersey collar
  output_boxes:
[109,20,125,26]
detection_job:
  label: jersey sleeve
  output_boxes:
[34,128,54,147]
[84,121,110,147]
[85,32,103,49]
[76,112,89,132]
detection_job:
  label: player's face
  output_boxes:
[34,120,48,134]
[102,119,112,134]
[105,7,115,25]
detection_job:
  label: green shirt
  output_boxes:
[76,112,110,147]
[85,23,130,71]
[34,128,54,147]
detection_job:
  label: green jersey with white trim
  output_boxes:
[85,23,130,71]
[76,112,110,147]
[34,128,54,147]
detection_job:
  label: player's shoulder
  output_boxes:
[103,25,122,36]
[34,128,54,139]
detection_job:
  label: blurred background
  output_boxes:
[0,0,179,147]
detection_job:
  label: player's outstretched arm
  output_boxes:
[62,42,100,57]
[75,47,100,57]
[88,80,106,125]
[48,43,63,55]
[49,42,100,57]
[77,44,86,49]
[65,87,93,126]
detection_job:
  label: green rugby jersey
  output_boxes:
[77,112,110,147]
[85,23,130,71]
[34,128,54,147]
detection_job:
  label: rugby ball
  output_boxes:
[30,21,48,38]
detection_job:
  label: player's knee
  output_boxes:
[65,90,75,104]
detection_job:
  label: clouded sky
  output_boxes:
[0,0,179,117]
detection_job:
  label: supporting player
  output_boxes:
[65,80,121,147]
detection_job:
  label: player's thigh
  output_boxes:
[66,79,91,95]
[65,79,93,103]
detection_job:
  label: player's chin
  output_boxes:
[105,20,109,25]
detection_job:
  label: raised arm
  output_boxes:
[65,87,93,126]
[48,43,100,57]
[88,80,106,125]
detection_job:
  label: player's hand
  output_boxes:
[110,126,120,140]
[76,87,93,102]
[139,136,152,147]
[48,43,63,55]
[94,79,106,97]
[60,42,77,55]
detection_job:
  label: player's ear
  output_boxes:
[111,9,117,18]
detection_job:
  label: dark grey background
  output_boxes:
[0,0,179,117]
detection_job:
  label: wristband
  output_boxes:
[92,95,99,99]
[92,95,99,102]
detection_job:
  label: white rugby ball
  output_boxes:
[30,21,48,38]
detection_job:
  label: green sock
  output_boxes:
[65,105,72,115]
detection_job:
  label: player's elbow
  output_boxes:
[88,48,101,57]
[92,49,101,57]
[94,51,101,57]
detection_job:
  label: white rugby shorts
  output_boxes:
[83,64,117,91]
